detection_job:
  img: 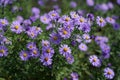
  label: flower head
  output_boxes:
[78,43,88,51]
[96,16,106,27]
[104,67,115,79]
[0,45,8,57]
[19,50,30,61]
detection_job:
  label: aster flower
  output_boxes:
[58,15,72,24]
[75,35,82,43]
[100,43,110,54]
[42,46,54,56]
[0,45,8,57]
[40,14,51,24]
[86,0,94,6]
[75,16,86,25]
[19,50,30,61]
[41,40,50,47]
[82,34,91,43]
[46,23,55,30]
[107,2,114,9]
[104,67,115,79]
[70,1,77,8]
[63,23,75,32]
[106,17,115,24]
[89,55,101,67]
[112,23,120,30]
[81,23,91,33]
[32,7,40,15]
[26,42,37,50]
[78,43,88,51]
[0,19,9,27]
[59,44,71,57]
[48,10,59,20]
[10,21,24,34]
[58,27,71,39]
[70,11,79,19]
[30,48,40,57]
[95,36,108,44]
[87,13,94,21]
[96,16,106,27]
[40,53,52,66]
[65,54,74,64]
[49,32,62,44]
[70,72,79,80]
[23,19,32,26]
[117,0,120,5]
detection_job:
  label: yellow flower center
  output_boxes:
[65,17,70,22]
[79,18,84,22]
[0,49,5,54]
[93,58,96,62]
[43,17,47,21]
[85,36,89,40]
[110,18,112,21]
[31,32,34,36]
[45,57,48,61]
[23,53,27,57]
[63,48,68,52]
[52,14,56,16]
[67,57,71,61]
[15,25,19,30]
[1,21,5,24]
[107,71,111,75]
[53,36,58,40]
[100,19,103,23]
[33,50,37,54]
[29,45,33,49]
[63,30,67,35]
[46,49,50,53]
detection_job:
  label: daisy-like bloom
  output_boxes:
[0,19,9,27]
[89,55,101,67]
[70,11,79,19]
[95,36,108,45]
[32,7,40,15]
[19,50,30,61]
[40,14,51,24]
[26,26,42,39]
[106,17,115,24]
[63,23,75,32]
[42,46,54,56]
[117,0,120,5]
[26,42,37,50]
[65,54,74,64]
[40,53,52,66]
[70,1,77,8]
[0,45,8,57]
[81,23,91,33]
[10,21,24,34]
[82,34,91,43]
[87,13,94,21]
[58,15,72,24]
[75,35,82,43]
[49,32,62,44]
[78,43,88,51]
[23,19,32,26]
[104,67,115,79]
[1,37,12,45]
[41,40,50,47]
[30,48,40,57]
[75,16,86,25]
[59,44,71,57]
[112,23,120,30]
[96,16,106,27]
[58,27,71,39]
[86,0,94,6]
[48,10,59,20]
[100,43,110,54]
[107,2,114,9]
[70,72,79,80]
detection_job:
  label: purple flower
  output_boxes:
[86,0,94,6]
[104,67,115,79]
[40,14,51,24]
[107,2,114,9]
[26,42,37,50]
[65,54,74,64]
[70,1,77,8]
[19,50,30,61]
[48,10,59,20]
[0,19,9,27]
[112,23,120,30]
[58,27,71,39]
[75,16,86,25]
[16,16,24,23]
[46,23,55,30]
[78,43,88,51]
[32,7,40,15]
[75,35,82,43]
[82,34,91,43]
[58,15,72,24]
[70,72,79,80]
[81,23,91,33]
[89,55,101,67]
[96,16,106,27]
[49,32,62,44]
[70,11,79,19]
[59,44,71,57]
[42,46,54,56]
[100,43,110,54]
[30,48,40,57]
[0,45,8,57]
[40,53,52,66]
[117,0,120,5]
[10,21,24,34]
[23,19,32,26]
[41,40,50,47]
[95,36,108,44]
[87,13,94,21]
[106,17,115,24]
